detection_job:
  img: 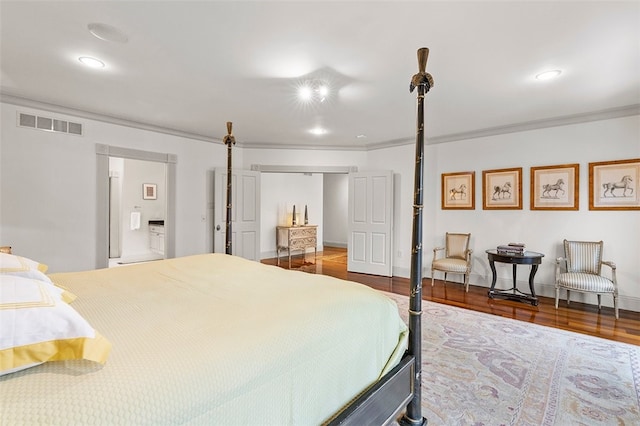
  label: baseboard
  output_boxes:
[323,241,347,248]
[429,270,640,314]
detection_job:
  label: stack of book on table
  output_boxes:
[497,243,525,255]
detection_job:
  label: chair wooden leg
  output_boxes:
[431,270,435,287]
[567,290,571,305]
[443,273,448,283]
[464,274,469,292]
[597,294,602,310]
[555,288,560,309]
[614,294,619,319]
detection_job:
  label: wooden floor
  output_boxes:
[262,246,640,346]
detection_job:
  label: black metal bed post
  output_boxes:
[400,47,433,426]
[223,121,236,255]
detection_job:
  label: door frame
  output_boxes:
[252,164,358,261]
[96,144,177,269]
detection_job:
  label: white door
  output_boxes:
[214,168,261,261]
[347,170,393,276]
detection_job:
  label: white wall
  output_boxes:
[0,102,227,272]
[1,100,638,311]
[323,173,348,247]
[368,115,640,311]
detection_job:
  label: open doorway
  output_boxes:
[95,144,177,270]
[323,173,348,249]
[257,170,348,260]
[108,157,167,267]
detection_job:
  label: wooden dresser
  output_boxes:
[276,225,317,267]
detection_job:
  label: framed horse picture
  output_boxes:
[530,164,579,210]
[589,158,640,210]
[442,171,475,210]
[482,167,522,210]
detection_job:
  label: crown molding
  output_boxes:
[425,104,640,146]
[2,93,637,152]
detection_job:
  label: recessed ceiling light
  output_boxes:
[535,70,562,81]
[309,127,327,135]
[78,56,104,68]
[78,56,105,68]
[88,23,128,43]
[356,134,367,139]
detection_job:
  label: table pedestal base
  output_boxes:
[488,287,538,306]
[486,251,542,307]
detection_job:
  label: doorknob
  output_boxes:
[216,224,221,231]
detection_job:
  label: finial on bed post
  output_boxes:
[223,121,236,255]
[401,47,433,426]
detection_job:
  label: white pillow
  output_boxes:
[0,253,76,303]
[0,275,111,376]
[0,252,48,272]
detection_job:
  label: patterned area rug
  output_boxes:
[382,291,640,425]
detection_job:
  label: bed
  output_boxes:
[1,253,412,425]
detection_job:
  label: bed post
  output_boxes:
[401,47,433,426]
[223,122,236,255]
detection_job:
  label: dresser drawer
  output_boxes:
[289,227,316,239]
[290,237,316,250]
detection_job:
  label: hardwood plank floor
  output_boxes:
[262,246,640,346]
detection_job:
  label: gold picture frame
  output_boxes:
[530,164,579,210]
[589,158,640,210]
[441,171,475,210]
[482,167,522,210]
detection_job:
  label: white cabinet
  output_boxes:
[149,224,165,255]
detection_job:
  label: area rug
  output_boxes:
[382,291,640,425]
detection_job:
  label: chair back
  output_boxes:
[564,239,603,275]
[446,233,470,259]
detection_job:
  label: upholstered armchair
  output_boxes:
[431,233,472,292]
[555,239,619,319]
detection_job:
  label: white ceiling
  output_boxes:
[1,1,639,150]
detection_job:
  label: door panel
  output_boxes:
[372,176,388,223]
[347,171,393,276]
[371,232,387,264]
[351,231,367,262]
[241,231,257,259]
[214,168,261,261]
[242,176,257,221]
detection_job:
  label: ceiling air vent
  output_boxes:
[17,112,83,136]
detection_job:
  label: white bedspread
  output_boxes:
[0,254,407,425]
